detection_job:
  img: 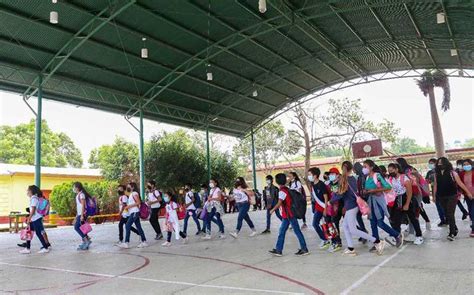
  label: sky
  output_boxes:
[1,76,473,167]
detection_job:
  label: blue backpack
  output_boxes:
[85,196,98,216]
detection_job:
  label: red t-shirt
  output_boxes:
[279,186,293,219]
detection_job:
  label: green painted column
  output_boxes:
[34,75,43,188]
[139,109,145,200]
[206,127,211,182]
[251,128,257,191]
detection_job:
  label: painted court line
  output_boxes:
[0,261,302,295]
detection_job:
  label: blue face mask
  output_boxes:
[329,174,337,181]
[163,196,170,203]
[428,163,435,170]
[463,165,472,172]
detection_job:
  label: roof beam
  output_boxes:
[270,1,366,78]
[364,0,414,69]
[403,3,438,68]
[328,4,390,71]
[440,1,463,70]
[22,0,135,99]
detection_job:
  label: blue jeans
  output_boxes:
[206,207,224,234]
[465,198,474,230]
[312,211,326,241]
[74,215,87,239]
[125,212,146,243]
[27,218,48,249]
[275,217,308,252]
[436,197,446,223]
[236,202,255,231]
[370,202,399,240]
[266,202,282,230]
[183,209,201,234]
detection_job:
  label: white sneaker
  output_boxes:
[375,240,385,256]
[118,242,129,249]
[405,234,416,242]
[161,241,171,247]
[137,242,148,248]
[218,234,226,239]
[425,222,431,231]
[115,241,122,247]
[249,231,257,237]
[38,248,50,254]
[414,237,424,245]
[319,240,330,249]
[230,232,238,239]
[342,248,357,256]
[19,248,31,254]
[202,234,212,240]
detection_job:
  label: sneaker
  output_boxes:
[261,229,271,234]
[137,242,148,248]
[447,234,455,241]
[328,244,342,253]
[249,231,257,237]
[375,240,385,255]
[161,241,171,247]
[384,236,396,246]
[195,231,202,236]
[413,237,424,245]
[38,247,50,254]
[85,239,92,248]
[229,232,238,239]
[319,240,330,250]
[342,249,357,256]
[396,233,404,248]
[202,234,212,240]
[462,213,468,220]
[301,224,308,230]
[218,234,226,239]
[425,222,431,231]
[77,243,88,251]
[118,242,129,249]
[369,245,377,253]
[19,248,31,254]
[17,242,27,248]
[437,221,447,227]
[269,249,282,257]
[115,241,123,247]
[155,234,163,240]
[295,249,309,256]
[358,237,368,244]
[404,234,415,242]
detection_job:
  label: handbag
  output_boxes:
[80,222,92,235]
[20,226,33,241]
[199,206,207,220]
[348,183,370,216]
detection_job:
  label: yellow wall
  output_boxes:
[0,174,102,216]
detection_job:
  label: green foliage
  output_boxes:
[0,119,82,167]
[88,137,138,183]
[49,180,118,217]
[416,69,451,111]
[390,137,433,155]
[461,138,474,148]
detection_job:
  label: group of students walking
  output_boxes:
[19,156,473,257]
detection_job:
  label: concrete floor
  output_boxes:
[0,203,472,295]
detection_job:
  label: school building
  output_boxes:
[0,163,102,223]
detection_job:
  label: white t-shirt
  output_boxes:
[290,180,302,193]
[233,188,249,203]
[76,192,85,216]
[278,191,287,201]
[165,201,179,222]
[185,191,196,210]
[127,192,140,214]
[147,190,161,209]
[119,195,129,218]
[30,195,43,222]
[209,187,222,201]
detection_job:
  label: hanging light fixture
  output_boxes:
[52,0,58,3]
[141,37,148,59]
[436,12,445,24]
[450,49,458,56]
[259,0,267,13]
[50,11,58,24]
[206,64,213,81]
[252,90,258,97]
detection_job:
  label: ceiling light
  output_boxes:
[436,12,445,24]
[52,0,57,3]
[207,72,213,81]
[212,117,218,122]
[50,11,58,24]
[450,49,457,56]
[141,37,148,59]
[252,90,258,97]
[259,0,267,13]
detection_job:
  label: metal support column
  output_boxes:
[251,128,257,191]
[206,127,211,182]
[139,109,145,200]
[34,75,43,188]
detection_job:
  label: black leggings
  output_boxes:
[167,231,186,242]
[149,208,162,236]
[119,217,138,242]
[390,195,422,237]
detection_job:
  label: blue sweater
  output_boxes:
[331,176,358,210]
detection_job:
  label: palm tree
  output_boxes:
[416,69,451,157]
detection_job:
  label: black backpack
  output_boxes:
[288,189,307,219]
[193,192,202,208]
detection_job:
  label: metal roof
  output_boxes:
[0,0,472,137]
[0,163,102,177]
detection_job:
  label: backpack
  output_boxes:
[287,189,307,219]
[193,192,202,208]
[139,202,150,219]
[85,196,98,216]
[36,197,50,216]
[372,174,395,207]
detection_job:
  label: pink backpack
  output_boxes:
[373,174,396,207]
[139,202,150,219]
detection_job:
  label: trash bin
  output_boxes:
[49,211,58,225]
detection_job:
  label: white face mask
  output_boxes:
[307,175,314,182]
[266,179,272,185]
[209,182,215,188]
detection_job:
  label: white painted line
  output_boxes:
[340,245,408,295]
[0,261,302,295]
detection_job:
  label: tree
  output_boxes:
[416,70,451,157]
[462,138,474,148]
[390,137,433,154]
[233,120,301,176]
[88,137,139,183]
[0,119,82,167]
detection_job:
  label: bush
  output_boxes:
[49,180,119,223]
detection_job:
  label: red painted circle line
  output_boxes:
[142,250,325,295]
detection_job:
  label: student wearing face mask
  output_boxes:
[458,159,474,237]
[73,182,92,251]
[307,167,330,249]
[326,167,343,253]
[198,183,209,234]
[118,182,148,249]
[262,175,282,234]
[183,183,202,236]
[288,172,308,229]
[162,192,188,246]
[116,185,139,246]
[455,159,470,220]
[146,180,163,240]
[426,158,446,227]
[202,178,225,240]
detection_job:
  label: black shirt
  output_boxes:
[436,170,458,197]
